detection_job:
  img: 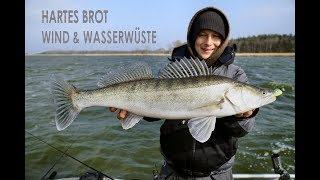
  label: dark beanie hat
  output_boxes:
[192,11,226,40]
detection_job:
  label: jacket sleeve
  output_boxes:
[219,108,259,137]
[143,117,161,122]
[219,65,259,137]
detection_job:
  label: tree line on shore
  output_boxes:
[229,34,294,53]
[39,34,294,54]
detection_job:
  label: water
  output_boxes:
[25,55,295,179]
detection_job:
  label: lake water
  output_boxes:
[25,55,295,179]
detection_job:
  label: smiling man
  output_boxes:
[110,6,259,180]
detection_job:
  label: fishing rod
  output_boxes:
[25,130,114,180]
[40,141,72,180]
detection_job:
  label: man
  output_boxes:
[110,6,258,179]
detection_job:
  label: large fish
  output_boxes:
[50,57,282,143]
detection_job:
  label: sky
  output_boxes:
[25,0,295,54]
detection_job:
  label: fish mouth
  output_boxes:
[258,91,277,107]
[273,89,283,97]
[262,89,282,105]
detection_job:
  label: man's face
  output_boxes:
[194,29,222,60]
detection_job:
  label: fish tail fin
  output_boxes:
[49,74,81,131]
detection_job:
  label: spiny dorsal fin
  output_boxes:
[97,61,154,87]
[158,57,213,79]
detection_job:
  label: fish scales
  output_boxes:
[73,76,234,119]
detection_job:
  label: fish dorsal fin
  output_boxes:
[158,57,213,79]
[97,61,154,87]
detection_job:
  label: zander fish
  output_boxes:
[50,57,282,143]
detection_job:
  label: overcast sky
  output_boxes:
[25,0,295,54]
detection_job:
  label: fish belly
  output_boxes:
[112,83,232,119]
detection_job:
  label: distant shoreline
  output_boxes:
[26,52,295,57]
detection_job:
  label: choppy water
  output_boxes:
[25,55,295,179]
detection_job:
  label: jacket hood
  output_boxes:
[187,7,230,67]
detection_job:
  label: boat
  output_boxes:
[50,154,295,180]
[27,130,294,180]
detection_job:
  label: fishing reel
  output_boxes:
[79,172,111,180]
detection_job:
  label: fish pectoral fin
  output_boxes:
[121,112,143,130]
[187,116,216,143]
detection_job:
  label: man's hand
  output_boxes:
[234,109,255,118]
[108,107,128,120]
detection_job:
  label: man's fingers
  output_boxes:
[243,110,253,117]
[117,110,128,120]
[118,110,128,120]
[109,107,117,112]
[108,107,128,120]
[235,109,255,118]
